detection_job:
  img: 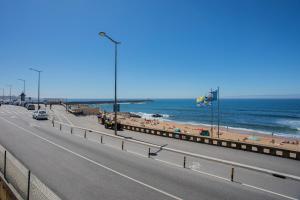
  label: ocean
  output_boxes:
[95,99,300,138]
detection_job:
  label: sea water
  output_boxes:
[96,99,300,138]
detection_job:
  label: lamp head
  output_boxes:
[99,32,106,37]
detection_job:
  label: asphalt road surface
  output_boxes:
[0,105,299,200]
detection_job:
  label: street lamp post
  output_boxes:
[29,68,42,110]
[0,88,4,101]
[6,85,12,102]
[98,32,120,135]
[18,78,26,94]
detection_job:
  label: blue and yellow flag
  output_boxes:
[196,96,211,107]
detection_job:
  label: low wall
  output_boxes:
[0,175,18,200]
[122,124,300,160]
[0,144,61,200]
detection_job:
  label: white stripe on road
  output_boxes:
[241,183,298,200]
[61,113,74,126]
[1,115,298,200]
[55,113,63,123]
[153,158,182,168]
[126,150,148,158]
[0,116,183,200]
[11,110,19,115]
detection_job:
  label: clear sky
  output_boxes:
[0,0,299,99]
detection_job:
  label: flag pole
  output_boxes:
[217,87,220,138]
[211,88,213,138]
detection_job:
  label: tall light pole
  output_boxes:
[29,68,42,110]
[0,88,4,101]
[6,85,12,102]
[98,32,120,135]
[18,78,26,94]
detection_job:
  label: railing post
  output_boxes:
[121,141,124,150]
[148,148,151,158]
[183,156,186,168]
[3,150,7,180]
[100,136,103,144]
[231,167,235,182]
[27,170,31,200]
[84,130,87,139]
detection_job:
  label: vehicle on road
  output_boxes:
[33,110,48,120]
[26,104,35,110]
[104,120,123,130]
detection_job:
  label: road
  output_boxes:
[0,105,299,200]
[51,105,300,176]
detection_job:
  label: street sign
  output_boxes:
[113,104,120,112]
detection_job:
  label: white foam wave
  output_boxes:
[131,112,170,120]
[159,119,300,138]
[277,119,300,130]
[129,112,300,138]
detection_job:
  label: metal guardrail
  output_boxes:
[52,120,300,182]
[0,144,61,200]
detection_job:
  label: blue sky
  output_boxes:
[0,0,299,99]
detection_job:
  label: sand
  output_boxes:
[102,113,300,152]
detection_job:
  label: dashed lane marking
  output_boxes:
[0,117,183,200]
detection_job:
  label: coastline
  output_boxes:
[102,112,300,152]
[124,110,300,138]
[97,99,300,138]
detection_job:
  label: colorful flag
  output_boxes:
[196,96,205,103]
[196,96,211,107]
[207,90,218,101]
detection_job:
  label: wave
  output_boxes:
[277,119,300,131]
[139,117,300,138]
[247,113,300,119]
[131,112,170,119]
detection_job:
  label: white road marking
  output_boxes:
[153,158,182,168]
[11,110,19,115]
[61,113,74,126]
[30,123,41,128]
[189,162,201,170]
[1,114,298,200]
[126,150,148,158]
[191,168,230,182]
[55,113,63,123]
[0,117,183,200]
[241,183,298,200]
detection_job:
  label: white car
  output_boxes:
[33,110,48,120]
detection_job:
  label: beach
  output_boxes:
[101,112,300,152]
[65,98,300,152]
[98,99,300,138]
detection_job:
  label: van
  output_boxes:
[27,104,35,110]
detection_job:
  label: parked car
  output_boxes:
[26,104,35,110]
[13,101,21,106]
[20,101,26,107]
[32,110,48,120]
[23,102,29,107]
